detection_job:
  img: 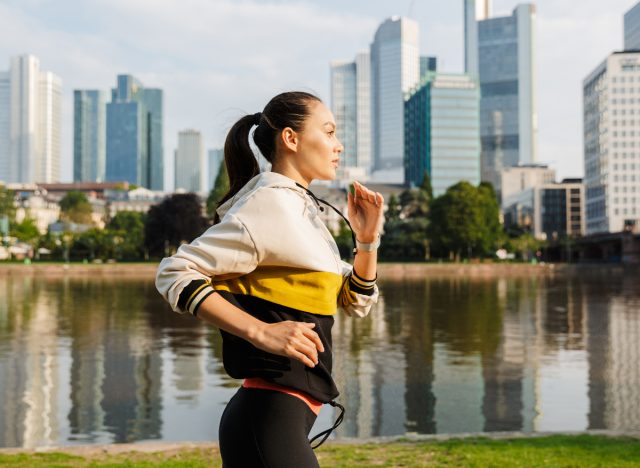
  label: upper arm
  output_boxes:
[155,213,259,313]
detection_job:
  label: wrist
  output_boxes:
[355,233,380,252]
[245,319,265,344]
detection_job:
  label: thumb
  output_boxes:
[301,322,316,328]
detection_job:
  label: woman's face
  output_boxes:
[294,101,344,181]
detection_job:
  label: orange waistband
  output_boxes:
[242,378,323,415]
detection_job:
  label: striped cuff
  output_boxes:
[349,270,376,296]
[178,279,216,316]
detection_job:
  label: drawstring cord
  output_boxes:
[295,183,357,255]
[295,183,349,447]
[309,400,345,449]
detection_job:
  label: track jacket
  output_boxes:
[156,171,379,402]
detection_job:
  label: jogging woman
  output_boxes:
[156,91,383,467]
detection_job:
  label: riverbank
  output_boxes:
[1,433,639,467]
[0,261,637,277]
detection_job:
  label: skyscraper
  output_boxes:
[0,72,9,182]
[464,0,492,76]
[207,148,223,193]
[583,51,640,234]
[405,72,481,196]
[478,4,537,194]
[370,16,420,183]
[175,129,205,193]
[624,1,640,50]
[0,55,61,183]
[106,75,163,189]
[74,90,106,182]
[330,51,371,182]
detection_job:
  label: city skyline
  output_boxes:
[0,0,635,189]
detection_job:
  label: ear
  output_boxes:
[280,127,298,153]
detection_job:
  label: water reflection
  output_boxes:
[0,271,638,447]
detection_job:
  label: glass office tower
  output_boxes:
[106,75,163,189]
[74,90,106,182]
[405,72,481,196]
[624,1,640,50]
[478,4,537,195]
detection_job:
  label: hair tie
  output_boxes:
[253,112,262,127]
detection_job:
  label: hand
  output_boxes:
[250,321,325,368]
[348,181,384,243]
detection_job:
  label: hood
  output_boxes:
[216,171,308,219]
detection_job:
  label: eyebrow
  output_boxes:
[324,122,336,128]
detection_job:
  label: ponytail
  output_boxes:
[213,115,260,224]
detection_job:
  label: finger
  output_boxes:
[289,348,317,368]
[355,182,376,204]
[375,192,384,207]
[292,337,318,364]
[301,326,325,353]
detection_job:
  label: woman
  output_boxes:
[156,91,383,467]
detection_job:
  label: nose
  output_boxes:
[336,138,344,153]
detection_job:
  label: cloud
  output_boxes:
[0,0,377,188]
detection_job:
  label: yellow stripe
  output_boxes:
[211,266,343,315]
[186,282,210,310]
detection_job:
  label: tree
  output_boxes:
[399,188,430,219]
[428,181,485,260]
[477,182,502,255]
[0,185,16,220]
[59,191,93,225]
[206,160,229,218]
[420,170,433,199]
[108,211,146,260]
[386,194,401,222]
[10,218,40,244]
[145,193,208,257]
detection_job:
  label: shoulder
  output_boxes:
[228,186,305,222]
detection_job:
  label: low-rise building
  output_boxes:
[503,179,585,240]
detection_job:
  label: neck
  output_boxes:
[271,159,311,188]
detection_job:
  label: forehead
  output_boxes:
[306,101,335,126]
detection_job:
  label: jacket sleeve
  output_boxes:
[155,213,259,315]
[337,260,379,318]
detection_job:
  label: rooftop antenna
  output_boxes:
[408,0,416,17]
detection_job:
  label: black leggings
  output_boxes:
[219,387,320,468]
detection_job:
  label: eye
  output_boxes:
[327,130,335,137]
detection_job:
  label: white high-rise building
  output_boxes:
[0,55,61,183]
[0,72,9,182]
[330,51,371,184]
[583,51,640,234]
[370,16,420,183]
[624,1,640,51]
[464,0,492,76]
[175,129,205,193]
[37,72,62,183]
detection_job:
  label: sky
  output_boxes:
[0,0,636,190]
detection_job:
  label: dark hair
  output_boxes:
[213,91,321,223]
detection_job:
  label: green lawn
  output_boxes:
[0,435,638,467]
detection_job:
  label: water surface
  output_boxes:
[0,271,638,447]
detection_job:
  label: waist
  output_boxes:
[243,377,323,415]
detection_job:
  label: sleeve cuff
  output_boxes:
[178,279,217,316]
[349,271,376,296]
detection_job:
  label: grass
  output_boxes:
[0,435,638,467]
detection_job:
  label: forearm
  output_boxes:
[353,249,377,281]
[195,292,263,342]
